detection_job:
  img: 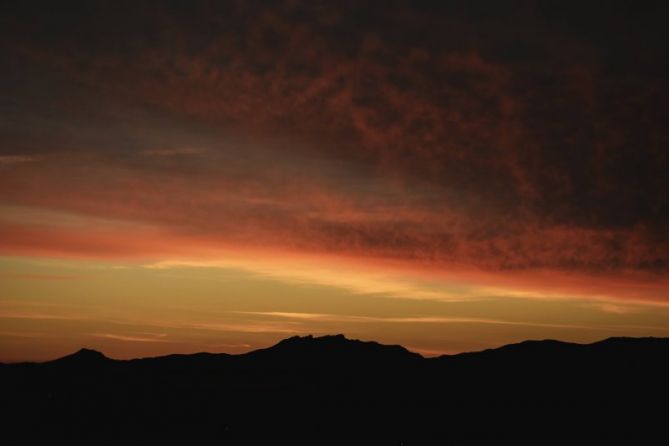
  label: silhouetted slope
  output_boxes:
[2,335,668,445]
[48,347,111,365]
[245,334,421,364]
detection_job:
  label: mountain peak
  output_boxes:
[250,333,422,363]
[51,348,109,364]
[274,333,383,350]
[276,333,347,346]
[74,348,106,357]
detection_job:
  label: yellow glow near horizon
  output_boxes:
[2,255,669,362]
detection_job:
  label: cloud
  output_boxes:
[0,312,83,321]
[1,203,668,306]
[0,156,38,165]
[237,311,606,331]
[145,257,473,302]
[141,148,207,157]
[144,254,669,307]
[0,272,86,280]
[157,320,309,335]
[1,1,667,304]
[591,303,638,315]
[0,331,43,338]
[91,333,169,343]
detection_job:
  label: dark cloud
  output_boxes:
[1,1,668,275]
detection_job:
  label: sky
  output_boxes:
[1,1,668,361]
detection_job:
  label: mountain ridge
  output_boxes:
[2,333,668,444]
[25,334,669,364]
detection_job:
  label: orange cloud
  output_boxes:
[1,205,667,307]
[2,1,668,309]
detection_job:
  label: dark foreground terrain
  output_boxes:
[2,335,668,445]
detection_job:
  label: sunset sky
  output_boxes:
[1,1,668,361]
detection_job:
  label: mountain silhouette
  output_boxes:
[2,335,667,445]
[49,347,110,365]
[244,334,422,366]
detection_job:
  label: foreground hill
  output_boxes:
[2,335,668,445]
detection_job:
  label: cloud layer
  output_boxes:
[1,1,668,302]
